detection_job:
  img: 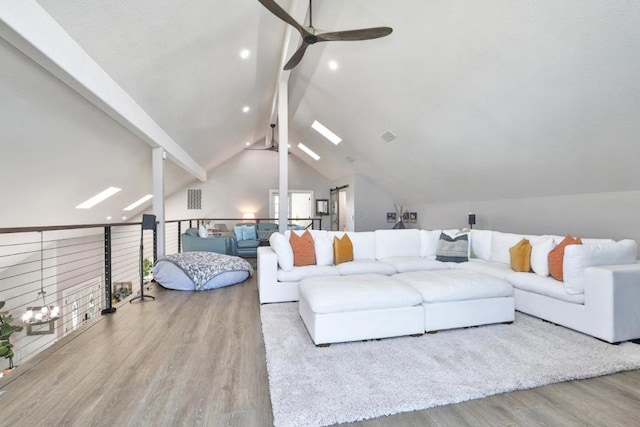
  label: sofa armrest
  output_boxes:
[257,246,278,304]
[182,234,229,254]
[584,263,640,342]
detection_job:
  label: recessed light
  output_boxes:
[240,49,250,59]
[123,194,153,211]
[106,216,112,221]
[76,187,121,209]
[311,120,342,145]
[243,106,250,113]
[245,141,251,146]
[297,143,320,161]
[328,60,338,70]
[121,215,127,220]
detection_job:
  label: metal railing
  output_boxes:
[0,216,321,369]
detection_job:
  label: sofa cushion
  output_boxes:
[277,265,340,282]
[269,232,294,272]
[379,256,449,273]
[375,229,421,259]
[470,229,492,260]
[435,233,469,263]
[345,231,376,260]
[290,230,316,266]
[509,238,532,272]
[335,259,397,276]
[452,259,515,280]
[489,232,527,264]
[562,240,638,295]
[548,235,582,281]
[394,270,513,303]
[420,229,441,257]
[299,274,422,314]
[530,238,556,277]
[508,272,584,304]
[237,240,259,249]
[333,234,354,265]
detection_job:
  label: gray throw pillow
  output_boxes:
[435,232,469,263]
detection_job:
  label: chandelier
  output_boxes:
[22,232,60,333]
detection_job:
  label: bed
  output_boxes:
[152,251,253,291]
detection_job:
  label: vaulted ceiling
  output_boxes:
[1,0,638,227]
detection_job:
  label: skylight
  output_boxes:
[123,194,153,211]
[298,143,320,161]
[76,187,121,209]
[311,120,342,145]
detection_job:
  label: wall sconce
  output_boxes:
[468,213,476,229]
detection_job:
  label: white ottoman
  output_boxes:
[298,274,424,345]
[394,269,514,332]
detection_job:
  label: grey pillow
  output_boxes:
[435,232,469,263]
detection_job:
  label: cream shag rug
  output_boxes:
[260,303,640,427]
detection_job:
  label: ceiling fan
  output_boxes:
[258,0,393,70]
[245,124,287,152]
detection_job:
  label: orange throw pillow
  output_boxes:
[509,238,532,272]
[290,231,316,266]
[333,234,354,265]
[548,235,582,281]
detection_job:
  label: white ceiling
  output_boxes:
[0,0,638,227]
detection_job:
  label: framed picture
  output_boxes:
[409,212,417,223]
[386,212,397,223]
[316,199,329,216]
[402,212,410,222]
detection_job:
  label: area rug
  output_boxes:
[260,303,640,427]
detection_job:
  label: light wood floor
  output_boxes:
[1,275,640,426]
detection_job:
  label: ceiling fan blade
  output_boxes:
[284,42,310,70]
[317,27,393,42]
[258,0,309,37]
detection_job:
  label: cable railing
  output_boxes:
[0,216,321,372]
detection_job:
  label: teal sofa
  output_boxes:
[230,222,279,257]
[181,228,232,254]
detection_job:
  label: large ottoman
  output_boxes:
[298,274,424,346]
[394,269,514,332]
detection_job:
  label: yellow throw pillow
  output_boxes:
[548,235,582,281]
[509,238,532,272]
[333,234,354,265]
[290,230,316,266]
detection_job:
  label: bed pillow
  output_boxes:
[548,235,582,281]
[509,238,532,272]
[269,232,294,271]
[290,230,316,266]
[435,232,469,263]
[333,234,354,265]
[530,238,556,276]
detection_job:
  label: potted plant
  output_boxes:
[0,301,23,373]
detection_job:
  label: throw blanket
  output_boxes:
[160,252,253,291]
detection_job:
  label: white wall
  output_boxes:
[353,175,396,232]
[416,190,640,245]
[164,150,332,228]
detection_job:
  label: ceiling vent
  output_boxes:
[345,155,355,163]
[187,189,202,210]
[380,131,397,143]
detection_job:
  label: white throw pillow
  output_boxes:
[470,229,492,260]
[530,238,556,277]
[269,232,294,271]
[311,230,333,266]
[420,229,441,258]
[198,226,208,238]
[563,240,638,294]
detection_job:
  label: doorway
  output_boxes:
[330,186,348,231]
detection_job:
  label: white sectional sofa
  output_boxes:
[257,228,640,343]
